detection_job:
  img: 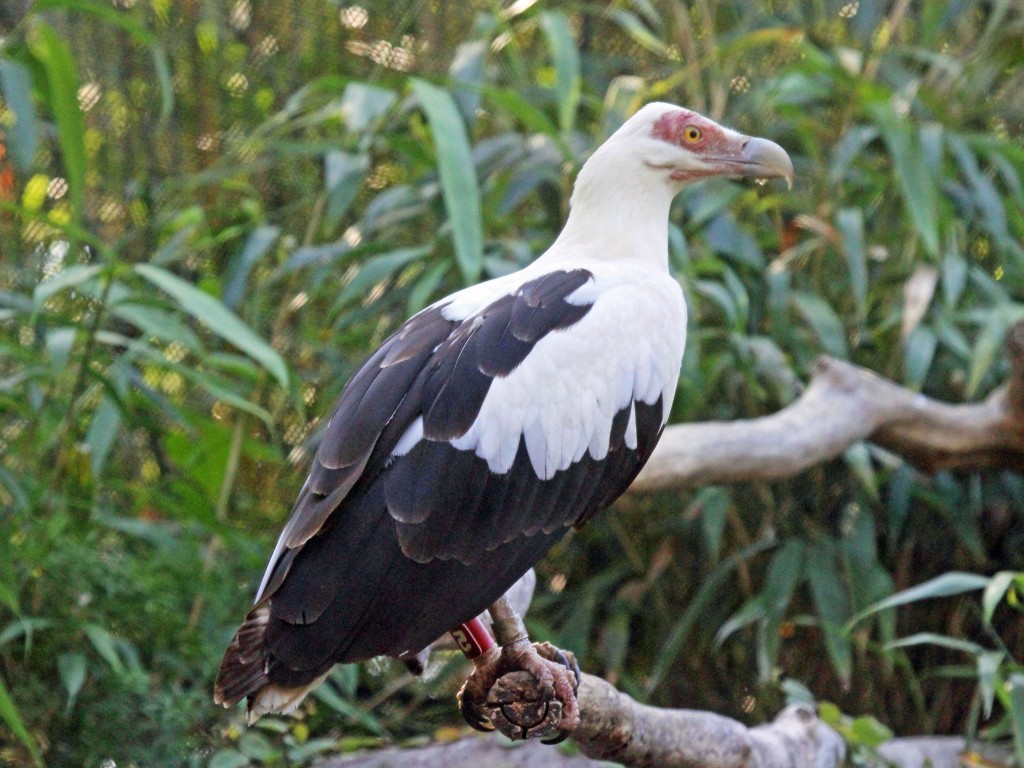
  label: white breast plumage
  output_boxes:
[442,264,686,479]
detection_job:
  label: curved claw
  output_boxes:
[536,644,581,744]
[541,728,572,745]
[457,685,495,732]
[549,647,581,692]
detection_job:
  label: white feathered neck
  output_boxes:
[543,127,683,271]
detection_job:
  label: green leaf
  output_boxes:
[982,571,1019,623]
[941,246,967,307]
[152,46,174,120]
[45,326,77,373]
[223,225,281,310]
[134,264,289,387]
[0,59,40,172]
[903,325,937,390]
[836,208,867,320]
[0,674,43,766]
[716,594,766,645]
[849,571,991,629]
[848,714,894,748]
[108,297,202,350]
[34,0,156,43]
[85,624,125,675]
[792,292,849,358]
[805,540,852,685]
[332,246,430,313]
[57,652,87,711]
[0,618,53,652]
[28,22,87,229]
[844,442,878,500]
[762,540,805,615]
[868,102,940,257]
[885,632,984,655]
[1009,673,1024,768]
[607,8,670,56]
[411,79,483,283]
[780,678,815,706]
[966,307,1011,398]
[693,486,728,563]
[313,684,389,737]
[339,82,396,133]
[33,264,103,309]
[483,85,560,138]
[208,749,251,768]
[539,11,581,133]
[449,39,488,120]
[976,650,1003,719]
[324,152,369,230]
[237,732,276,761]
[948,134,1008,248]
[647,538,775,694]
[0,575,19,614]
[85,395,121,477]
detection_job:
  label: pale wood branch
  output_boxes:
[631,322,1024,493]
[324,674,1010,767]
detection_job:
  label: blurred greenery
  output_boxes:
[1,0,1023,765]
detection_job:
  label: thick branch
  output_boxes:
[572,674,843,767]
[324,674,1009,767]
[631,326,1024,494]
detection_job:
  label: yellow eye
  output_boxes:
[684,126,702,143]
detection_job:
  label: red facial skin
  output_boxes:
[650,109,746,181]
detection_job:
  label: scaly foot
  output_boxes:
[457,639,580,739]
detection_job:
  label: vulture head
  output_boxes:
[607,102,793,187]
[564,102,792,255]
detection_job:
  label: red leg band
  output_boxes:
[450,617,495,659]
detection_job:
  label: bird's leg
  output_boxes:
[453,594,581,739]
[451,616,498,732]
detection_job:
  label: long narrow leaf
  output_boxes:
[0,673,43,766]
[884,632,984,655]
[836,208,867,320]
[28,23,87,229]
[33,264,103,309]
[1009,673,1024,768]
[646,538,775,695]
[806,540,852,685]
[411,79,483,283]
[868,102,940,257]
[539,11,581,133]
[0,59,40,171]
[848,571,991,629]
[982,571,1021,623]
[134,264,289,387]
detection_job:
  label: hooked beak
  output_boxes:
[732,136,794,189]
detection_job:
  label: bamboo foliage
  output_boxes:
[0,0,1021,765]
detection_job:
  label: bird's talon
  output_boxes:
[534,642,581,693]
[457,684,495,732]
[541,728,572,745]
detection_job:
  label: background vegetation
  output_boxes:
[1,0,1023,765]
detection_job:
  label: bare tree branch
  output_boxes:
[572,674,844,767]
[324,673,1010,767]
[631,323,1024,493]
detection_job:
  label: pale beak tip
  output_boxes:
[742,136,794,190]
